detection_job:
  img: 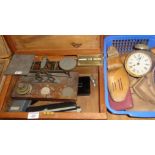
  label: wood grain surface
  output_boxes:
[0,36,11,58]
[0,59,10,93]
[4,35,101,55]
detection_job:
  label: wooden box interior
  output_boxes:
[0,35,107,119]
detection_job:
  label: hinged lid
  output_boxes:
[4,35,101,56]
[0,36,11,58]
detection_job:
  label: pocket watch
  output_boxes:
[125,50,153,77]
[134,44,149,50]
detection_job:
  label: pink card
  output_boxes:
[109,89,133,111]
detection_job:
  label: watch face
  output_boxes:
[125,51,152,77]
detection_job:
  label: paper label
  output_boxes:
[28,112,40,119]
[10,106,20,111]
[15,71,23,75]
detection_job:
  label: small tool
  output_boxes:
[26,102,81,112]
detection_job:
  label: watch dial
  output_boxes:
[126,52,152,77]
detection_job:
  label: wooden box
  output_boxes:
[0,35,107,120]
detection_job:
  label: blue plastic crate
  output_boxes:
[104,35,155,118]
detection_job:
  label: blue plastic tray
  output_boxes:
[104,35,155,118]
